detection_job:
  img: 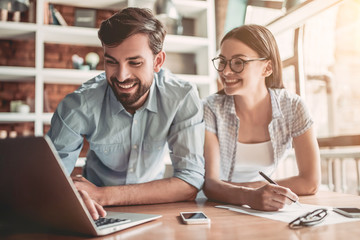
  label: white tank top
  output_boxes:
[231,141,275,183]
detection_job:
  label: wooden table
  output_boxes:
[1,191,360,240]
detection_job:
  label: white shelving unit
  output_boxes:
[0,0,217,136]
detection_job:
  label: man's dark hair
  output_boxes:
[98,7,166,55]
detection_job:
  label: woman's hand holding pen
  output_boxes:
[246,184,299,211]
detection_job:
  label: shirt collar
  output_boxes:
[268,88,284,119]
[227,96,237,116]
[225,88,284,120]
[109,86,125,114]
[142,74,158,113]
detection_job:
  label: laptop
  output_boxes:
[0,136,161,236]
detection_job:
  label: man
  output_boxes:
[47,7,205,219]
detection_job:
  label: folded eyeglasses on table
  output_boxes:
[289,208,328,229]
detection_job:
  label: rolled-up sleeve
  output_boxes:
[167,87,205,190]
[46,93,88,175]
[203,100,217,134]
[291,97,314,138]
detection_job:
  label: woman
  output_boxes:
[203,24,320,211]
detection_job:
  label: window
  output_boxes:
[245,0,360,138]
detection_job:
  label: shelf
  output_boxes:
[173,0,208,18]
[42,25,101,46]
[0,113,37,122]
[0,22,36,40]
[43,68,103,84]
[42,68,212,86]
[164,35,208,53]
[48,0,126,10]
[0,66,36,81]
[42,24,209,52]
[0,0,216,135]
[48,0,208,18]
[0,113,54,124]
[177,74,212,85]
[42,113,53,124]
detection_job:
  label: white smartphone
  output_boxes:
[180,211,210,224]
[333,207,360,218]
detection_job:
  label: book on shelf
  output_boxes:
[28,0,36,23]
[74,9,96,28]
[53,8,68,26]
[47,4,56,25]
[44,1,49,24]
[46,3,68,26]
[49,4,59,25]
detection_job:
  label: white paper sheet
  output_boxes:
[215,203,360,227]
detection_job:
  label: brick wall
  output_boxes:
[44,84,79,112]
[0,40,104,114]
[0,40,35,67]
[0,5,115,156]
[0,82,35,112]
[0,122,34,138]
[44,43,103,70]
[0,3,115,115]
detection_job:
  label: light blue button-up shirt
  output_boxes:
[47,68,205,190]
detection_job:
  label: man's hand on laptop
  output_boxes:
[73,175,107,220]
[78,189,106,220]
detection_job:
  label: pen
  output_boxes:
[259,171,302,208]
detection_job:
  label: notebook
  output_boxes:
[0,136,161,236]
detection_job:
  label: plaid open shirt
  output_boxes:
[203,88,313,181]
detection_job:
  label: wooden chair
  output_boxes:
[317,135,360,195]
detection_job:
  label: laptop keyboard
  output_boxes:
[94,217,130,227]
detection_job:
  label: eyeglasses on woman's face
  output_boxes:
[212,56,267,73]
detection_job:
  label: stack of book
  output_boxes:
[44,2,67,26]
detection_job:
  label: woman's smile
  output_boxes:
[223,77,243,87]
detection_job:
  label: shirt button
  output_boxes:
[129,168,134,172]
[134,120,138,124]
[133,145,137,149]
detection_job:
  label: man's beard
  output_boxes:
[109,76,152,109]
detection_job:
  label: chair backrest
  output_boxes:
[318,135,360,148]
[317,134,360,195]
